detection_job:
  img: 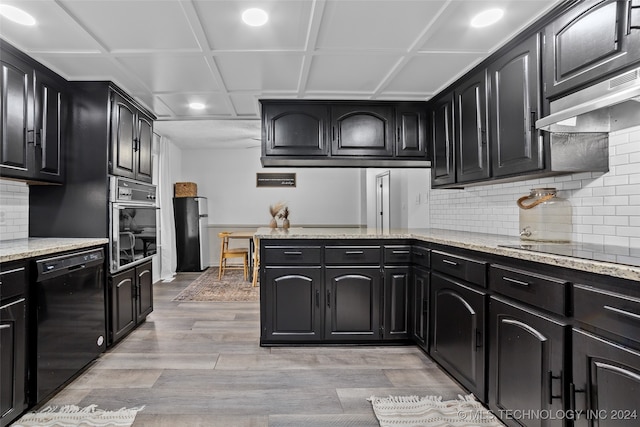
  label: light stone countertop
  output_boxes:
[0,238,109,263]
[255,227,640,282]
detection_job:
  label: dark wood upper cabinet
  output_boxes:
[0,50,31,178]
[543,0,640,99]
[455,69,490,183]
[110,90,153,183]
[0,42,66,184]
[430,93,456,186]
[489,34,544,178]
[395,103,428,159]
[331,104,394,157]
[33,69,65,183]
[262,103,329,156]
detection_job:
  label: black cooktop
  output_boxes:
[499,242,640,268]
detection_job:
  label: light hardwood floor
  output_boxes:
[44,273,466,426]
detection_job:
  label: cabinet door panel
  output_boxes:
[412,267,429,350]
[383,267,409,340]
[136,115,153,183]
[326,268,381,341]
[0,55,30,175]
[431,94,455,186]
[396,105,427,158]
[110,269,136,343]
[264,104,329,156]
[430,272,486,401]
[136,262,153,320]
[544,0,640,98]
[489,297,567,427]
[572,329,640,427]
[331,105,393,157]
[456,70,489,183]
[263,268,322,342]
[489,35,543,177]
[110,92,136,179]
[0,298,27,427]
[33,70,64,182]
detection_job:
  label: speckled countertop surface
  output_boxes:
[0,238,109,263]
[255,227,640,282]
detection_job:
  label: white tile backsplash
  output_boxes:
[429,125,640,248]
[0,179,29,241]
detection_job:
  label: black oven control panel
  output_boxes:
[110,176,156,205]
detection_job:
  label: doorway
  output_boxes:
[376,171,390,233]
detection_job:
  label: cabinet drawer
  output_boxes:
[0,264,27,301]
[574,284,640,343]
[490,265,569,316]
[263,246,322,265]
[383,245,412,264]
[325,246,380,265]
[431,250,487,287]
[411,245,430,268]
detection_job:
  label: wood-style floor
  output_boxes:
[44,273,466,426]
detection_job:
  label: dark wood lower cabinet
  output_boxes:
[411,266,429,351]
[262,267,322,342]
[0,298,27,427]
[325,267,381,341]
[572,329,640,427]
[383,267,410,340]
[489,297,568,427]
[109,261,153,345]
[430,272,487,401]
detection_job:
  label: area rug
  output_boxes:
[12,404,144,427]
[172,267,259,302]
[368,394,504,427]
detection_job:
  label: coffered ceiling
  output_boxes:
[0,0,561,148]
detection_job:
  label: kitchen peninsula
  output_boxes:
[256,227,640,426]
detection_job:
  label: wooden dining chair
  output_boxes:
[218,232,249,280]
[251,235,260,287]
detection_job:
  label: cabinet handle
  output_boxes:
[503,276,530,287]
[475,328,482,350]
[34,129,43,148]
[316,289,320,308]
[442,259,458,266]
[397,127,401,142]
[327,290,331,308]
[283,251,302,256]
[414,252,425,257]
[134,138,139,152]
[344,251,364,255]
[332,126,336,141]
[569,383,586,412]
[392,250,410,255]
[530,111,537,131]
[603,305,640,321]
[422,299,428,313]
[26,129,35,144]
[548,371,562,404]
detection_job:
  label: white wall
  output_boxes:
[0,180,29,241]
[180,146,363,227]
[428,125,640,247]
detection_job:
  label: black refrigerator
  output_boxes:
[173,197,210,271]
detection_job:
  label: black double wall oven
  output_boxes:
[109,176,158,274]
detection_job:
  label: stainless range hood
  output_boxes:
[536,66,640,133]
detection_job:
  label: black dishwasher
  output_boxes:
[34,248,106,403]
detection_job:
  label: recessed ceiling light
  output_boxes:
[0,5,36,26]
[470,8,504,28]
[242,8,268,27]
[189,102,206,110]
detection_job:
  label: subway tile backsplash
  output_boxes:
[429,125,640,248]
[0,179,29,241]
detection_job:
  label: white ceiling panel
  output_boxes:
[215,53,303,91]
[59,0,200,51]
[0,0,564,148]
[117,55,219,92]
[383,53,486,94]
[156,92,232,117]
[419,0,558,52]
[194,0,313,51]
[306,54,401,93]
[316,0,447,50]
[230,94,261,117]
[154,119,261,149]
[0,0,102,52]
